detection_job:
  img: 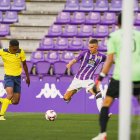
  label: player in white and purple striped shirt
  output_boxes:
[63,39,106,112]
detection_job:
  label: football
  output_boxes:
[45,110,57,121]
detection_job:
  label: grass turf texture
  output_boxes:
[0,113,139,140]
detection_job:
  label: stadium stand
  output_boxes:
[0,0,140,80]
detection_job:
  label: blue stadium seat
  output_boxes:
[55,12,71,24]
[71,12,86,24]
[101,12,117,25]
[78,25,93,37]
[45,51,60,64]
[94,0,109,11]
[79,0,94,11]
[11,0,26,11]
[94,25,109,38]
[0,11,3,22]
[30,51,45,63]
[64,0,79,11]
[47,24,62,37]
[53,61,67,77]
[63,24,78,37]
[0,24,10,36]
[61,51,75,63]
[38,37,54,50]
[3,11,18,23]
[69,37,84,50]
[86,12,101,25]
[55,37,69,50]
[134,12,140,25]
[36,61,51,75]
[110,0,122,12]
[0,0,10,11]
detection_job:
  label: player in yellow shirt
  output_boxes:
[0,39,30,120]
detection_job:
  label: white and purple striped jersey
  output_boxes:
[75,50,106,80]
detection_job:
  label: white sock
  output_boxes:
[96,96,103,112]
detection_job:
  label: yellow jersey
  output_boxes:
[0,48,26,76]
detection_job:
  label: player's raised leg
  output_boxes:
[63,89,77,103]
[0,87,13,120]
[89,88,103,112]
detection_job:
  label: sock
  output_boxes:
[100,107,109,133]
[96,92,103,112]
[0,98,12,116]
[0,98,4,103]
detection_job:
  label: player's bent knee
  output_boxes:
[63,94,70,101]
[103,97,114,107]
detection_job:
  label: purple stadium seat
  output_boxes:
[36,61,51,75]
[71,62,81,75]
[48,24,62,37]
[39,37,54,50]
[134,25,140,31]
[134,0,139,11]
[71,12,86,24]
[101,12,117,25]
[63,24,78,37]
[94,0,109,11]
[22,61,33,74]
[78,25,93,37]
[0,0,10,11]
[98,39,107,52]
[65,0,79,11]
[86,12,101,25]
[110,25,119,33]
[94,25,109,38]
[61,51,75,63]
[3,11,18,23]
[0,12,3,22]
[11,0,26,11]
[46,51,60,64]
[110,0,122,12]
[55,37,69,50]
[22,61,33,80]
[79,0,94,11]
[30,51,45,63]
[53,61,67,76]
[69,37,84,50]
[55,12,71,24]
[59,76,73,82]
[134,12,140,25]
[0,24,10,36]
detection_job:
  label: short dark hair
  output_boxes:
[118,13,122,25]
[89,39,98,44]
[9,39,19,47]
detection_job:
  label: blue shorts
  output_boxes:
[4,75,21,93]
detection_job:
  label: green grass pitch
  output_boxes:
[0,113,139,140]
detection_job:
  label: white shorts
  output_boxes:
[67,77,95,93]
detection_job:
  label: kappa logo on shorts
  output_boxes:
[0,82,6,97]
[36,83,63,99]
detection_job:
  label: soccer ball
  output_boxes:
[45,110,57,121]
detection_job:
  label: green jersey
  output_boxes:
[107,29,140,81]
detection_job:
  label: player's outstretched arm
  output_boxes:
[66,59,77,69]
[22,61,30,86]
